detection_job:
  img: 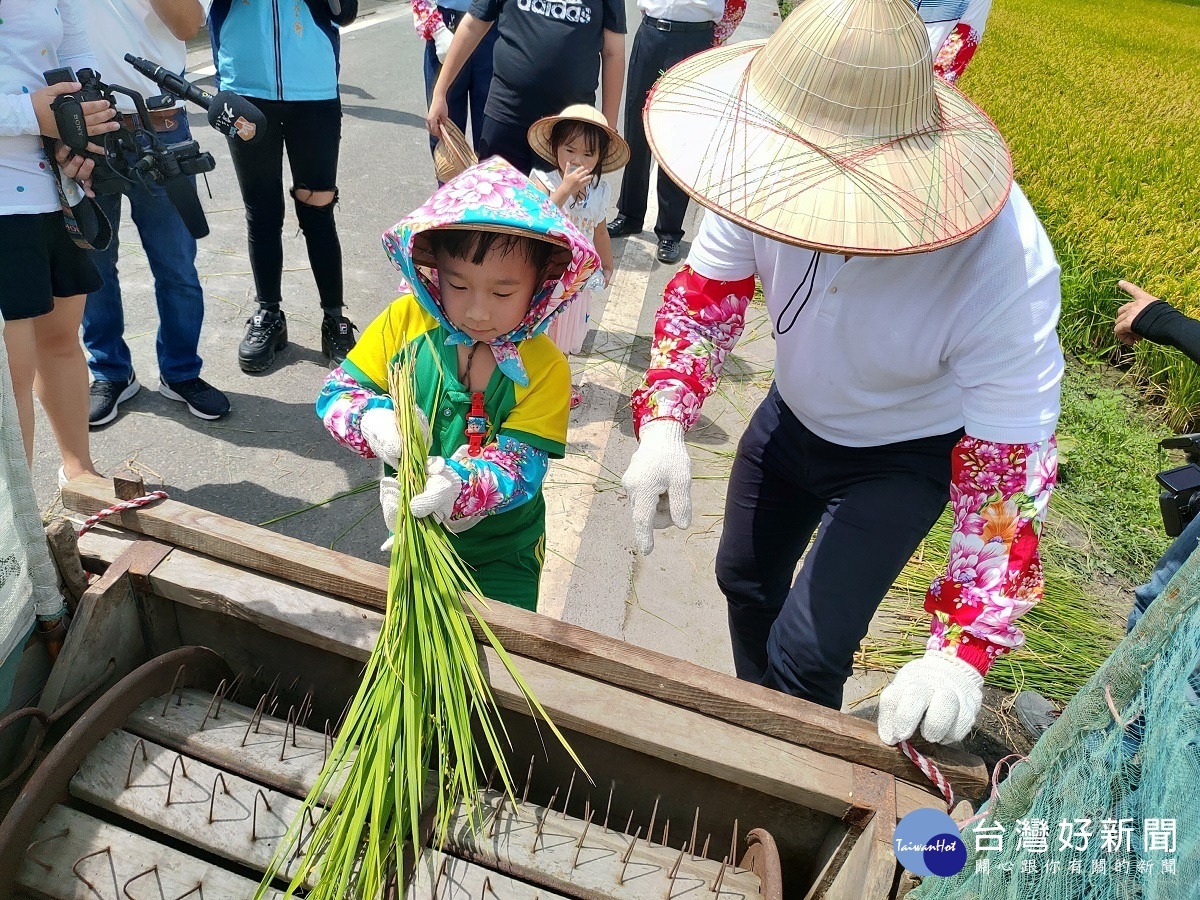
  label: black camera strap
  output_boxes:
[40,138,113,252]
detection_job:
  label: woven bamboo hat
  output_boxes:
[528,104,631,171]
[644,0,1013,255]
[433,120,478,184]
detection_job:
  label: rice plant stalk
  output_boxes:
[256,348,585,898]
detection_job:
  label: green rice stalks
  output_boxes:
[256,348,585,898]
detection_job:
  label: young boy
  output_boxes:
[316,158,599,611]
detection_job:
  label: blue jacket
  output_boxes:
[209,0,357,102]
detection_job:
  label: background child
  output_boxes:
[528,105,628,408]
[316,159,599,611]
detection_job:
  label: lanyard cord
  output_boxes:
[460,340,483,390]
[775,250,821,336]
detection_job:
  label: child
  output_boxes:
[527,105,629,408]
[316,158,599,611]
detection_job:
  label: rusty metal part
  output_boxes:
[0,646,231,890]
[739,829,784,900]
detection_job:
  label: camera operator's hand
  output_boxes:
[32,82,118,148]
[1116,280,1161,346]
[55,142,96,197]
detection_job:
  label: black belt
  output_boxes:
[642,14,715,32]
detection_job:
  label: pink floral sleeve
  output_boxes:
[445,435,549,520]
[933,22,982,83]
[412,0,445,41]
[714,0,747,46]
[925,436,1058,675]
[630,267,756,437]
[316,366,394,459]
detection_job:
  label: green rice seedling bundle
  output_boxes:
[256,351,582,898]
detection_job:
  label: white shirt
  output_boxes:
[637,0,725,24]
[532,168,612,233]
[687,183,1063,447]
[0,0,98,215]
[84,0,208,113]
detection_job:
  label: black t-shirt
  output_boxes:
[469,0,626,127]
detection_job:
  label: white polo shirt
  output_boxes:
[687,183,1063,448]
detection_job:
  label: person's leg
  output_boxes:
[761,436,957,709]
[227,99,286,308]
[3,320,38,466]
[467,27,498,153]
[32,296,98,479]
[478,114,534,175]
[613,22,659,232]
[718,386,827,682]
[81,192,134,385]
[652,27,715,243]
[1130,512,1200,632]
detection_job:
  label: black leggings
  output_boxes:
[227,97,343,310]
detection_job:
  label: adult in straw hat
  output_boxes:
[621,0,1063,749]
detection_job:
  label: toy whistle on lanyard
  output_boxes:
[465,391,488,457]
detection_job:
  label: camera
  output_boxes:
[44,65,218,238]
[1157,434,1200,537]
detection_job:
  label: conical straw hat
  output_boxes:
[645,0,1013,255]
[528,104,631,171]
[433,119,478,184]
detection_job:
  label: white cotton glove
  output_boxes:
[433,24,454,63]
[877,651,985,746]
[409,456,485,536]
[379,476,401,552]
[361,408,403,468]
[621,419,692,555]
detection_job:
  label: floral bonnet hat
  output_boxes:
[382,157,600,386]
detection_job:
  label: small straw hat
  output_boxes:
[644,0,1013,255]
[433,120,478,184]
[528,104,631,172]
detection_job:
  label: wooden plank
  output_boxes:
[69,729,317,885]
[408,849,574,900]
[44,518,88,609]
[65,478,985,799]
[18,804,280,899]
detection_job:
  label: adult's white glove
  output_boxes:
[433,24,454,63]
[379,476,401,552]
[877,651,984,746]
[621,419,692,555]
[361,408,402,468]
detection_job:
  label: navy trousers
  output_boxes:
[717,385,962,710]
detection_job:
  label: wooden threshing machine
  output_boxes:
[0,475,987,899]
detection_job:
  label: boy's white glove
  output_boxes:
[621,419,692,555]
[433,24,454,63]
[379,476,401,552]
[410,457,481,534]
[361,408,402,468]
[877,651,985,746]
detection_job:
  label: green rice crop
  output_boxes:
[256,349,583,897]
[959,0,1200,428]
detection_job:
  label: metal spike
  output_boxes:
[562,770,577,818]
[123,864,161,898]
[619,827,642,886]
[166,754,189,805]
[661,819,670,849]
[701,834,710,859]
[603,781,615,833]
[646,796,660,847]
[432,856,448,897]
[25,827,70,873]
[729,819,738,873]
[298,688,315,728]
[667,846,686,899]
[264,672,281,706]
[484,766,498,793]
[481,876,496,899]
[623,809,635,836]
[251,789,273,841]
[242,693,268,747]
[173,883,204,900]
[200,679,228,730]
[71,846,113,891]
[227,670,245,702]
[531,790,557,853]
[287,673,302,692]
[571,809,594,870]
[520,755,535,805]
[713,856,728,895]
[161,664,187,716]
[125,738,148,789]
[208,772,230,823]
[281,706,297,761]
[689,807,700,858]
[486,794,508,838]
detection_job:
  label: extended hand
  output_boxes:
[1114,280,1160,346]
[621,419,692,555]
[876,651,984,745]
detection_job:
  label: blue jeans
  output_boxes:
[422,9,497,159]
[84,116,204,385]
[1129,512,1200,633]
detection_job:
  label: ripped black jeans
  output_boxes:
[227,97,343,310]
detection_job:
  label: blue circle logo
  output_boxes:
[894,809,967,877]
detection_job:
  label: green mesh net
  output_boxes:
[912,542,1200,899]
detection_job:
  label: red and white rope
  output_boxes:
[899,738,956,810]
[76,491,168,537]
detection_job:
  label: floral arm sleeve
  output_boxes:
[924,435,1058,675]
[931,0,991,83]
[630,266,756,437]
[412,0,445,41]
[316,366,395,459]
[444,435,549,520]
[713,0,747,46]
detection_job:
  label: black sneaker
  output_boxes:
[89,375,141,427]
[656,238,682,264]
[607,214,642,238]
[239,307,287,373]
[159,377,231,420]
[321,314,358,366]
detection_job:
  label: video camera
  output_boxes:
[1157,434,1200,536]
[44,55,265,239]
